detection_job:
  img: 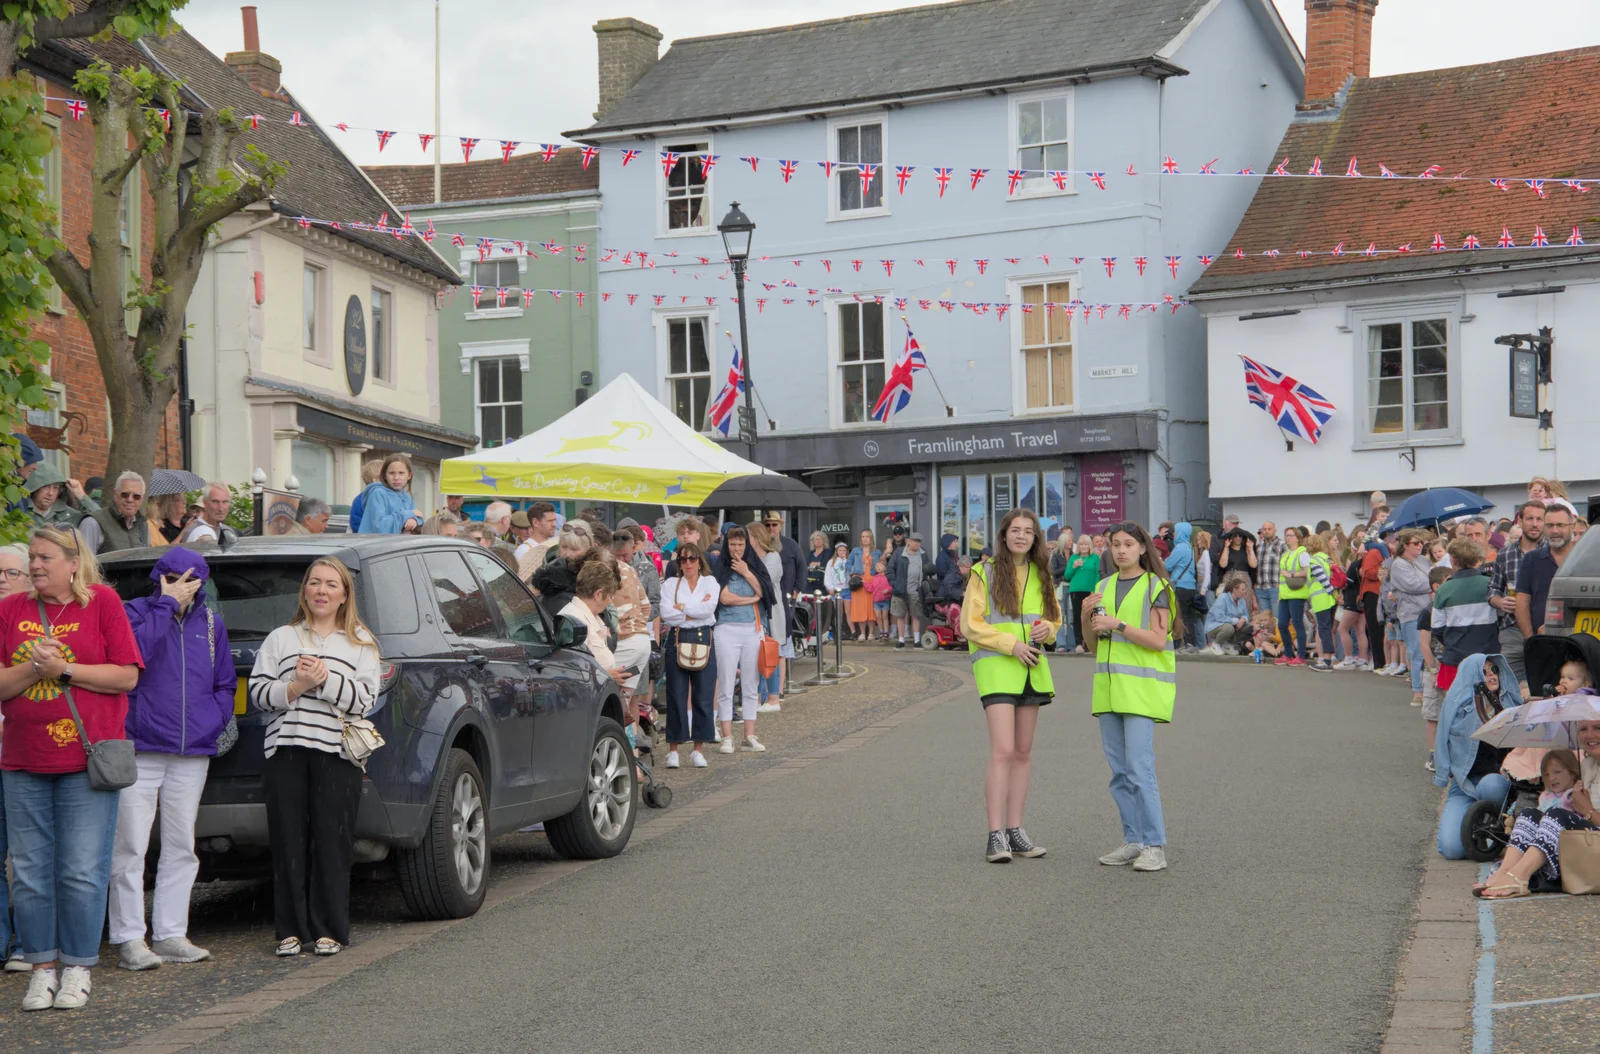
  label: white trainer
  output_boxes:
[151,937,211,963]
[664,750,680,769]
[53,966,91,1009]
[743,735,766,752]
[1132,845,1169,872]
[1097,842,1144,866]
[21,968,58,1011]
[718,735,735,754]
[690,750,708,768]
[757,701,781,713]
[117,939,162,971]
[5,950,29,973]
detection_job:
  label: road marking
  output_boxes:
[1491,991,1600,1011]
[1472,862,1496,1054]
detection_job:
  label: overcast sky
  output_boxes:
[174,0,1600,168]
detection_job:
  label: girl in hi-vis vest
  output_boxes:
[1082,522,1179,873]
[961,508,1062,863]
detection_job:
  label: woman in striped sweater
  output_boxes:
[248,558,380,959]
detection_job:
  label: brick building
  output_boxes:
[21,32,183,484]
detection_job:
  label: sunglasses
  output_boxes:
[679,554,700,563]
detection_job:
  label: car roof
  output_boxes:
[99,535,482,573]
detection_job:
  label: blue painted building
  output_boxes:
[574,0,1303,547]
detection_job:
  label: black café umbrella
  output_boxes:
[699,473,827,510]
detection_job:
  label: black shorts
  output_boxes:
[980,670,1053,709]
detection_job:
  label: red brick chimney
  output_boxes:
[1301,0,1378,108]
[225,6,282,96]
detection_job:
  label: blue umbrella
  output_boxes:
[1380,488,1494,532]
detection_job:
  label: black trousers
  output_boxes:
[263,745,361,945]
[1362,592,1384,667]
[664,631,717,746]
[1069,591,1092,648]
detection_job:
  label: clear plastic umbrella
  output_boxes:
[1471,693,1600,749]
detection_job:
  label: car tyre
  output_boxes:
[395,748,489,920]
[546,717,637,859]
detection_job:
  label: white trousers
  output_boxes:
[713,621,762,723]
[614,633,652,693]
[107,753,210,945]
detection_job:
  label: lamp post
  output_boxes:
[718,201,758,462]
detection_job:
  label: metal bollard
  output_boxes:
[827,594,856,680]
[781,593,810,697]
[798,593,834,688]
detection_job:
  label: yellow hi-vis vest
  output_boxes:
[967,562,1055,697]
[1278,546,1311,600]
[1091,572,1177,722]
[1308,553,1337,613]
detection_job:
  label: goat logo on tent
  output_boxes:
[555,421,653,455]
[473,465,499,490]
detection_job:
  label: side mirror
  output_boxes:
[555,615,588,649]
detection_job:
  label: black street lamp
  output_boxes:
[718,201,758,462]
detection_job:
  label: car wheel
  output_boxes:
[395,748,489,920]
[546,717,637,859]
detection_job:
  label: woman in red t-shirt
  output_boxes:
[0,526,141,1012]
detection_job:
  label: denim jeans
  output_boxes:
[1438,772,1511,859]
[757,665,782,701]
[1399,618,1425,692]
[0,773,10,958]
[1254,587,1276,618]
[1277,598,1308,659]
[3,769,120,966]
[1097,713,1167,846]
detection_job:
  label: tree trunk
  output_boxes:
[104,365,176,488]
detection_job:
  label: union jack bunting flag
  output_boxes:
[870,322,929,423]
[459,137,479,162]
[858,163,876,195]
[779,159,798,182]
[581,146,599,169]
[1491,179,1510,191]
[1463,234,1481,249]
[818,160,835,177]
[1199,159,1218,175]
[934,167,952,197]
[1568,226,1586,246]
[1498,226,1515,248]
[1006,169,1025,194]
[451,233,465,246]
[620,149,639,166]
[500,140,519,163]
[1241,355,1336,444]
[418,133,434,152]
[289,112,304,126]
[968,168,988,190]
[740,156,759,172]
[541,143,560,162]
[1273,157,1290,176]
[1161,156,1179,174]
[895,165,914,193]
[247,114,262,129]
[1134,256,1148,275]
[706,335,745,436]
[1430,233,1446,251]
[1379,163,1397,178]
[1525,179,1547,198]
[1531,225,1550,247]
[1308,157,1323,176]
[1086,172,1105,190]
[1345,157,1360,177]
[1166,256,1181,277]
[1102,257,1116,277]
[1420,165,1442,178]
[660,151,679,176]
[376,129,395,151]
[1563,179,1590,194]
[699,154,719,175]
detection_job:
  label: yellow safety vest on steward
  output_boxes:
[1091,572,1176,722]
[1308,553,1336,613]
[967,562,1055,697]
[1278,546,1311,600]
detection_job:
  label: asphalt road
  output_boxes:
[173,653,1439,1054]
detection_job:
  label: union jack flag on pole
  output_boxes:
[1241,356,1336,444]
[706,333,745,437]
[869,322,929,423]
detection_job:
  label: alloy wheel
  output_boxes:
[451,772,486,895]
[587,735,633,841]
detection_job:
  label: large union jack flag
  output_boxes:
[870,323,928,423]
[706,334,745,436]
[1241,355,1335,443]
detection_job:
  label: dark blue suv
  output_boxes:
[102,535,635,919]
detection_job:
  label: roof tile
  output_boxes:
[364,149,599,208]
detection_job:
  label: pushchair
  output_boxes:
[1459,632,1600,861]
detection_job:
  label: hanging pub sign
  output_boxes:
[1509,345,1538,419]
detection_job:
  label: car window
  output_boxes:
[422,551,496,639]
[103,560,307,642]
[464,550,550,646]
[362,557,419,635]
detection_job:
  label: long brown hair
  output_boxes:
[1105,521,1184,640]
[989,508,1061,623]
[292,557,377,649]
[1543,748,1582,788]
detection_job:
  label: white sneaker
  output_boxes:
[690,750,708,768]
[53,966,91,1009]
[4,950,28,973]
[1132,845,1169,872]
[743,735,766,752]
[1207,643,1225,656]
[718,735,735,754]
[21,968,57,1011]
[711,726,722,743]
[757,701,781,713]
[151,937,211,963]
[117,939,162,971]
[664,750,680,769]
[1098,842,1144,866]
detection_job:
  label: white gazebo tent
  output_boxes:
[439,373,765,506]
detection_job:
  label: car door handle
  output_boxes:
[465,653,489,667]
[529,660,547,673]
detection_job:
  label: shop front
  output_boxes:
[733,413,1159,556]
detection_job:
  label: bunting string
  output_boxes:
[38,94,1600,197]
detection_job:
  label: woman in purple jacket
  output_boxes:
[107,548,236,970]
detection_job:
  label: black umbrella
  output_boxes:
[699,473,827,510]
[147,468,208,497]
